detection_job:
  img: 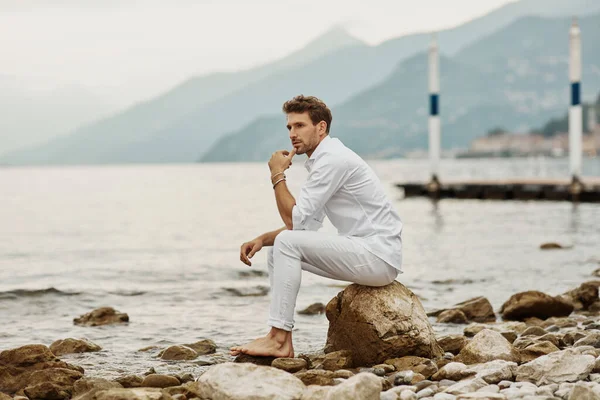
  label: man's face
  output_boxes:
[286,112,322,156]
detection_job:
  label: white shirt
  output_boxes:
[291,135,403,271]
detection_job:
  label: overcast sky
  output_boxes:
[0,0,514,106]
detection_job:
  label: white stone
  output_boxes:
[302,386,331,400]
[400,391,418,400]
[433,363,474,381]
[380,391,397,400]
[393,386,418,394]
[534,386,554,397]
[433,393,456,400]
[515,348,595,385]
[444,378,488,395]
[567,382,600,400]
[194,362,305,400]
[324,372,382,400]
[476,385,499,393]
[499,388,520,398]
[467,360,517,384]
[497,381,511,390]
[458,330,519,365]
[456,393,506,399]
[417,388,436,399]
[513,382,537,390]
[95,388,171,400]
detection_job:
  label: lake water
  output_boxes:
[1,157,599,379]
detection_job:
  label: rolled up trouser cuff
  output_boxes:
[267,317,293,332]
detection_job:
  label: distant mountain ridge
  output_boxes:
[0,77,117,154]
[201,12,600,162]
[2,0,600,165]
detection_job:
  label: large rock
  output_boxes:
[23,368,84,399]
[140,375,180,389]
[516,348,595,385]
[437,309,468,324]
[302,372,381,400]
[191,362,305,399]
[182,339,216,356]
[73,307,129,326]
[563,282,600,311]
[0,345,84,395]
[457,330,520,365]
[50,338,102,356]
[454,297,496,323]
[325,282,443,366]
[519,340,560,363]
[500,291,574,321]
[437,335,467,355]
[158,346,197,361]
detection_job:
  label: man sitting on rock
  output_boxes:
[230,95,403,358]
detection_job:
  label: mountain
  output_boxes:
[202,13,600,162]
[3,0,600,165]
[0,27,364,165]
[0,77,117,154]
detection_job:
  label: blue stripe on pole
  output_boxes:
[430,94,439,116]
[571,82,581,106]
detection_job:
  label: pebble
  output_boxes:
[415,380,435,392]
[477,385,499,393]
[433,393,456,400]
[497,381,512,390]
[395,370,416,385]
[400,390,418,400]
[439,380,457,387]
[416,387,436,398]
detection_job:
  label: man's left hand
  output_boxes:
[268,148,296,175]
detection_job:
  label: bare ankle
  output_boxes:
[268,327,291,345]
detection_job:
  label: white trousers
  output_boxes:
[266,230,399,331]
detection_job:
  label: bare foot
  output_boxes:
[230,328,294,358]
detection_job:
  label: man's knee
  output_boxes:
[273,229,294,249]
[273,230,303,255]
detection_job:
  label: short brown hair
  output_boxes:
[282,95,332,133]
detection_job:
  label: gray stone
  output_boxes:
[457,330,520,365]
[191,362,305,399]
[516,348,595,385]
[444,378,488,395]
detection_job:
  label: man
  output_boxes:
[230,95,403,358]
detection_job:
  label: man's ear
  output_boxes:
[319,121,327,134]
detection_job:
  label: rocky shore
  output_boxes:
[3,274,600,400]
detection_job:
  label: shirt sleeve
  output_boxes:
[292,157,350,231]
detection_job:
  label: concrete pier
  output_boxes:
[397,178,600,202]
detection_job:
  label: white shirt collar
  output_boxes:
[304,135,332,172]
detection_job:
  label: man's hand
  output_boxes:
[268,148,296,175]
[240,238,264,266]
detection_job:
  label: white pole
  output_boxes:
[569,17,582,181]
[428,34,440,183]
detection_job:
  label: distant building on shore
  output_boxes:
[461,127,599,158]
